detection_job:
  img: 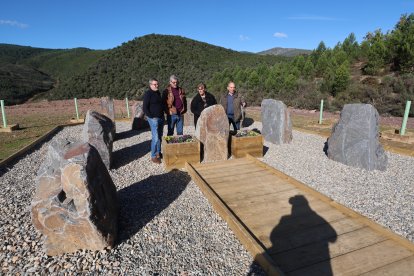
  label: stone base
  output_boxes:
[0,124,19,132]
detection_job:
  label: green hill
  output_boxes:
[51,34,285,100]
[0,44,106,104]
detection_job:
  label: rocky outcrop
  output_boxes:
[195,105,229,162]
[261,99,292,144]
[82,110,115,169]
[131,102,149,130]
[31,140,119,256]
[327,104,388,171]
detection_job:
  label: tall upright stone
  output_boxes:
[261,99,292,144]
[82,110,115,169]
[195,105,229,162]
[100,96,115,122]
[31,140,119,256]
[131,102,149,130]
[327,104,387,171]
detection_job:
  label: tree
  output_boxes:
[388,13,414,72]
[332,62,350,95]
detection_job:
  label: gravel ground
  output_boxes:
[0,122,264,275]
[1,120,413,274]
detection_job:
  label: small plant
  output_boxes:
[164,135,195,144]
[235,129,261,137]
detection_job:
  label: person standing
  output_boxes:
[190,82,217,127]
[143,78,164,164]
[219,81,246,131]
[162,75,187,136]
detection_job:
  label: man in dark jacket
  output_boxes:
[190,82,217,127]
[143,78,164,164]
[219,81,246,131]
[162,75,187,136]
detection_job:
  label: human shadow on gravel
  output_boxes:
[116,170,190,244]
[111,140,151,169]
[248,195,337,275]
[323,139,329,156]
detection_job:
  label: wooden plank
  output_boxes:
[361,255,414,276]
[263,217,365,255]
[271,227,388,272]
[185,162,284,276]
[192,158,252,169]
[251,209,346,247]
[196,163,265,179]
[204,170,280,186]
[215,183,295,201]
[289,240,413,276]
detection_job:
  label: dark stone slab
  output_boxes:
[261,99,293,144]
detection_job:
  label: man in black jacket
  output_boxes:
[190,82,217,127]
[143,78,164,164]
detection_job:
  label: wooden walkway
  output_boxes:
[186,156,414,276]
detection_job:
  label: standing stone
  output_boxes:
[261,99,292,144]
[195,105,229,162]
[327,104,387,171]
[31,140,119,256]
[131,102,149,130]
[82,110,115,169]
[184,97,194,126]
[100,96,115,122]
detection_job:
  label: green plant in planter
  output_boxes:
[235,129,261,137]
[164,135,195,144]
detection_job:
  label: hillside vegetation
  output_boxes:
[0,44,106,104]
[50,34,285,100]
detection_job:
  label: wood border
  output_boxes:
[185,162,284,276]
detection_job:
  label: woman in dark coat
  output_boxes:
[190,82,217,127]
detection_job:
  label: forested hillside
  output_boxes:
[208,13,414,116]
[0,45,106,104]
[50,34,285,100]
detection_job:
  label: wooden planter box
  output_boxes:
[162,137,200,170]
[231,135,264,158]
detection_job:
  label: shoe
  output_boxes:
[156,153,163,159]
[151,157,161,164]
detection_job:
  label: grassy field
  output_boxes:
[1,102,413,162]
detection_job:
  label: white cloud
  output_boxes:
[287,16,336,21]
[0,20,28,28]
[239,34,250,41]
[273,32,287,38]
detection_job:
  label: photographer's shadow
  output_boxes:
[116,170,190,244]
[249,195,337,275]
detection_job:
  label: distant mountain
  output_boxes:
[257,47,311,57]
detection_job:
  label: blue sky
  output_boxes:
[1,0,413,52]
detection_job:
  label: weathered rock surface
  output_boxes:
[195,105,229,162]
[327,104,388,171]
[100,97,115,122]
[82,110,115,169]
[261,99,292,144]
[31,140,119,256]
[131,102,149,130]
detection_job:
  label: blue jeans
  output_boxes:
[167,114,184,136]
[147,117,164,158]
[228,115,240,131]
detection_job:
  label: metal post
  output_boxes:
[319,99,324,124]
[400,100,411,136]
[74,98,79,121]
[125,97,130,118]
[1,100,7,128]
